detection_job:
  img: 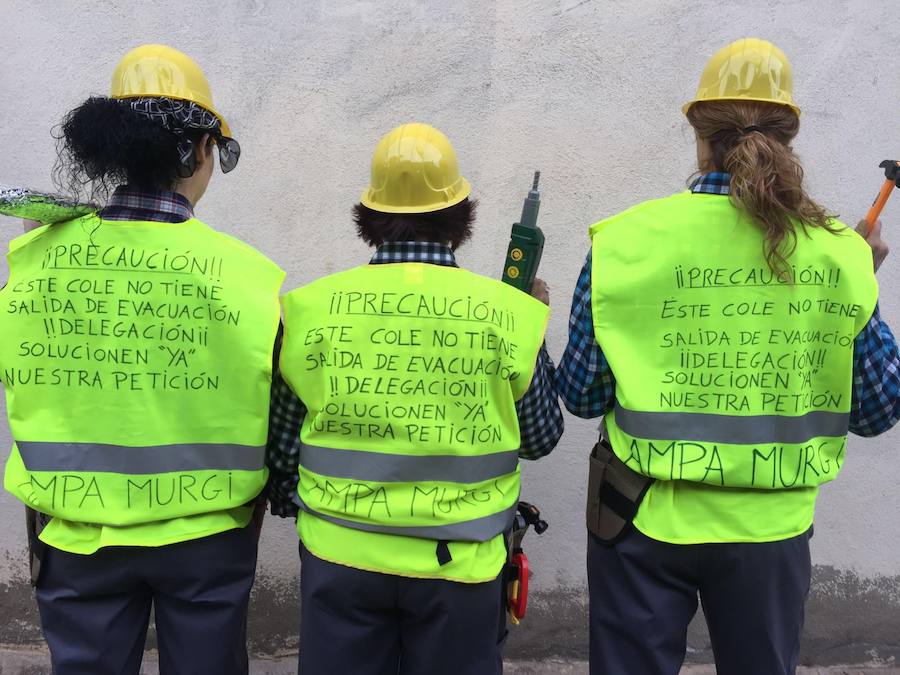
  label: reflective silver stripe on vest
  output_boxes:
[614,406,850,445]
[297,495,518,542]
[16,441,265,474]
[300,444,519,484]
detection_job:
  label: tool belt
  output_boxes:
[586,435,653,545]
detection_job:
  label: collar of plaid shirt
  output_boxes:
[691,172,732,195]
[369,241,458,267]
[99,186,195,223]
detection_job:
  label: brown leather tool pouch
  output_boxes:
[586,437,653,545]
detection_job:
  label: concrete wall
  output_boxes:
[1,0,898,665]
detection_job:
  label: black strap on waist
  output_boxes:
[598,483,634,521]
[436,540,452,566]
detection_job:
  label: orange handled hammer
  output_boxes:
[865,160,900,235]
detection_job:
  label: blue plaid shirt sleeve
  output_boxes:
[849,304,900,437]
[554,250,617,418]
[266,370,305,518]
[516,345,564,460]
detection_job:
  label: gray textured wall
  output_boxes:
[1,0,898,665]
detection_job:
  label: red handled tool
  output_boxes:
[506,501,548,625]
[865,160,900,235]
[507,551,530,623]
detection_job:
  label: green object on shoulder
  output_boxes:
[0,186,95,225]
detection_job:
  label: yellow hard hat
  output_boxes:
[110,44,232,137]
[361,123,471,214]
[683,38,800,116]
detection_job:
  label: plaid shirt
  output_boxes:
[555,173,900,438]
[100,185,194,223]
[267,241,564,517]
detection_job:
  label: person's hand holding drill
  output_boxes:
[530,278,550,305]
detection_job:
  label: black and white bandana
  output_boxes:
[126,97,220,132]
[121,97,239,174]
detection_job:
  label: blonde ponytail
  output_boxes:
[687,101,835,278]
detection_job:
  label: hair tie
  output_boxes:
[741,125,763,134]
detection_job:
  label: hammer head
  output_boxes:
[879,160,900,185]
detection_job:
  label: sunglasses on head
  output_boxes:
[211,133,241,174]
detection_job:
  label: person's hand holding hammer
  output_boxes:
[857,218,890,272]
[857,159,898,272]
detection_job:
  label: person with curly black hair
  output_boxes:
[0,45,283,674]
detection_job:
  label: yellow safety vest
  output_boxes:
[280,262,549,582]
[590,192,878,543]
[1,214,284,553]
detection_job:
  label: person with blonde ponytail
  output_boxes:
[555,38,899,674]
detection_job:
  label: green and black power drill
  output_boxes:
[501,171,544,291]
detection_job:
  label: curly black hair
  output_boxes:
[353,198,476,249]
[53,96,211,203]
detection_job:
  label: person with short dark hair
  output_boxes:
[353,198,475,250]
[0,44,283,674]
[268,123,563,674]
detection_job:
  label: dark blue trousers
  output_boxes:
[35,524,258,675]
[588,527,812,675]
[297,542,505,675]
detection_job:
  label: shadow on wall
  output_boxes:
[1,564,898,666]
